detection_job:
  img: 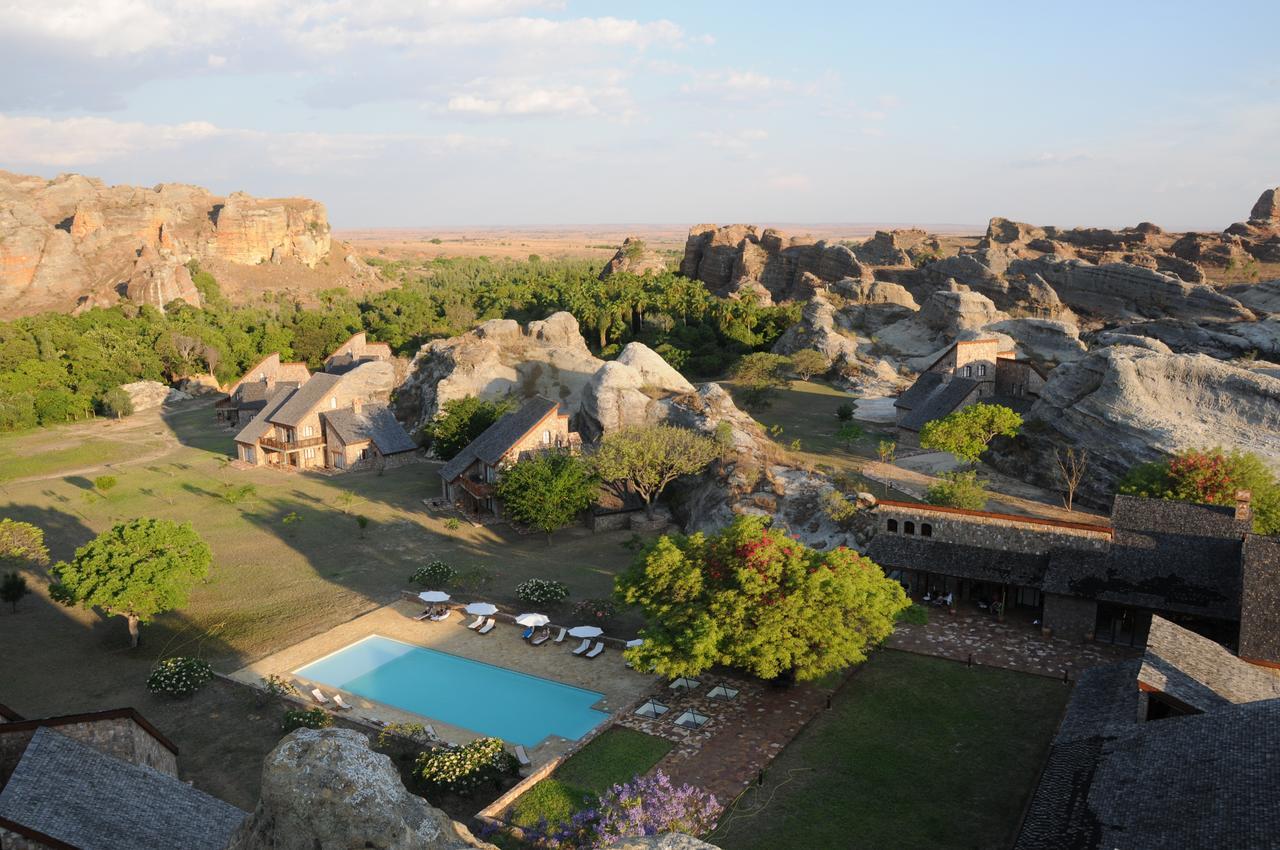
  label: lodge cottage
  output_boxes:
[213,352,311,427]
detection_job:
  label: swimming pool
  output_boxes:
[294,635,610,746]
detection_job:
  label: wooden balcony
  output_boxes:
[259,434,325,452]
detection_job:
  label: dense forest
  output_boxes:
[0,257,799,431]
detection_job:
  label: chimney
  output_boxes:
[1236,490,1253,523]
[351,397,362,416]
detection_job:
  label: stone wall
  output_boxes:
[0,825,48,849]
[1042,593,1097,642]
[875,501,1112,555]
[0,713,178,787]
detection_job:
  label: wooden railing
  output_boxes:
[259,434,325,451]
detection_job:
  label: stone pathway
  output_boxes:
[888,606,1137,680]
[616,673,832,807]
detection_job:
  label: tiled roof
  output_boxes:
[1053,660,1143,745]
[1138,616,1280,711]
[322,404,417,455]
[269,372,344,427]
[894,373,982,431]
[233,385,297,445]
[0,727,246,850]
[865,535,1049,587]
[438,396,559,482]
[1239,533,1280,664]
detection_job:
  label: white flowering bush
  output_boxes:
[282,707,332,732]
[411,560,457,588]
[515,578,569,606]
[416,736,518,795]
[147,657,214,698]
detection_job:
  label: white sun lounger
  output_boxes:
[333,694,354,710]
[478,618,496,634]
[585,642,605,659]
[430,610,452,622]
[572,638,591,656]
[467,615,485,630]
[413,607,434,621]
[515,745,531,767]
[553,627,567,644]
[310,688,330,706]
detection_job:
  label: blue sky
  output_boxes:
[1,1,1276,229]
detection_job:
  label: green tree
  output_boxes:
[49,518,212,648]
[1119,447,1280,534]
[421,396,515,461]
[616,516,908,681]
[0,518,50,572]
[1,572,29,612]
[495,451,599,542]
[101,386,134,419]
[836,422,863,448]
[93,475,118,496]
[877,439,897,464]
[918,403,1022,464]
[594,425,719,519]
[731,352,792,408]
[788,349,830,381]
[924,470,989,510]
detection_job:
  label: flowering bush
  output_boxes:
[146,657,214,698]
[539,771,720,848]
[282,708,332,732]
[417,736,518,795]
[411,560,457,588]
[261,673,299,699]
[516,578,569,606]
[571,598,617,624]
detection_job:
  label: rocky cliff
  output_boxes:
[0,170,331,315]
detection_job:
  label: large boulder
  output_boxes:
[1230,279,1280,316]
[830,278,919,332]
[616,342,695,394]
[771,294,860,362]
[124,244,201,311]
[120,380,191,411]
[985,318,1087,364]
[1102,318,1280,360]
[225,728,494,850]
[1250,187,1280,223]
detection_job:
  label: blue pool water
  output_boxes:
[294,635,609,746]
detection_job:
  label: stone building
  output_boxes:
[893,337,1045,438]
[438,395,580,518]
[866,492,1280,657]
[323,331,393,374]
[214,352,311,427]
[0,706,246,849]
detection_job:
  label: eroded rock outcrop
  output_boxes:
[600,237,669,279]
[0,169,330,315]
[120,380,193,411]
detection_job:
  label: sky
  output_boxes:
[0,0,1277,230]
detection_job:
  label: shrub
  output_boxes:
[835,422,863,447]
[516,578,569,606]
[376,721,433,750]
[417,736,517,795]
[282,707,332,733]
[877,439,897,463]
[546,771,720,848]
[444,517,462,531]
[411,560,457,588]
[453,567,494,593]
[93,475,118,494]
[836,402,854,421]
[822,491,858,525]
[147,657,214,698]
[572,598,618,624]
[262,673,299,699]
[1,571,30,612]
[924,471,989,511]
[101,386,134,419]
[896,603,929,625]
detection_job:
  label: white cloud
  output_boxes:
[445,74,632,118]
[696,128,768,153]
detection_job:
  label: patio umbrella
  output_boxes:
[625,638,645,648]
[418,591,451,603]
[515,612,550,627]
[568,625,604,638]
[465,602,498,616]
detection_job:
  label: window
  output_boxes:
[904,521,916,535]
[329,397,337,409]
[333,452,344,468]
[303,425,314,437]
[542,429,551,444]
[963,365,972,378]
[303,448,315,459]
[921,523,933,537]
[887,519,898,533]
[978,364,987,377]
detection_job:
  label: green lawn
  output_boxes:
[509,727,674,829]
[711,650,1069,850]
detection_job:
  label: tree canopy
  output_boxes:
[924,470,989,511]
[787,349,830,381]
[1119,447,1280,534]
[495,451,599,541]
[730,352,792,408]
[421,396,515,460]
[616,516,908,681]
[593,425,719,518]
[50,518,212,647]
[0,518,50,572]
[918,403,1023,464]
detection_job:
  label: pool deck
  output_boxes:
[230,599,657,764]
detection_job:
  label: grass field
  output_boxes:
[710,650,1069,850]
[509,727,674,829]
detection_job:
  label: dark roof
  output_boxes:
[0,704,23,722]
[1042,547,1238,619]
[1018,660,1280,850]
[894,373,982,431]
[234,385,297,445]
[865,534,1049,586]
[1111,494,1248,540]
[438,396,559,481]
[1239,533,1280,664]
[269,372,345,427]
[322,403,417,455]
[1137,616,1280,711]
[0,727,246,850]
[876,499,1112,534]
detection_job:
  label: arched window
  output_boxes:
[904,521,916,535]
[921,523,933,537]
[887,519,898,533]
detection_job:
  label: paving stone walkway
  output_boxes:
[888,606,1138,680]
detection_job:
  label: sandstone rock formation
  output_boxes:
[875,287,1012,360]
[0,169,331,315]
[1102,318,1280,360]
[771,294,860,363]
[600,237,669,279]
[985,318,1087,364]
[579,342,697,441]
[225,728,495,850]
[1230,279,1280,316]
[120,381,193,411]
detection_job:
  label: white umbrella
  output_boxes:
[568,625,604,638]
[465,602,498,616]
[515,612,550,627]
[418,591,451,603]
[625,638,645,648]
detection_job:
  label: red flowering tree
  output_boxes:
[615,516,908,681]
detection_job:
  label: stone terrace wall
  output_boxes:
[875,500,1112,555]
